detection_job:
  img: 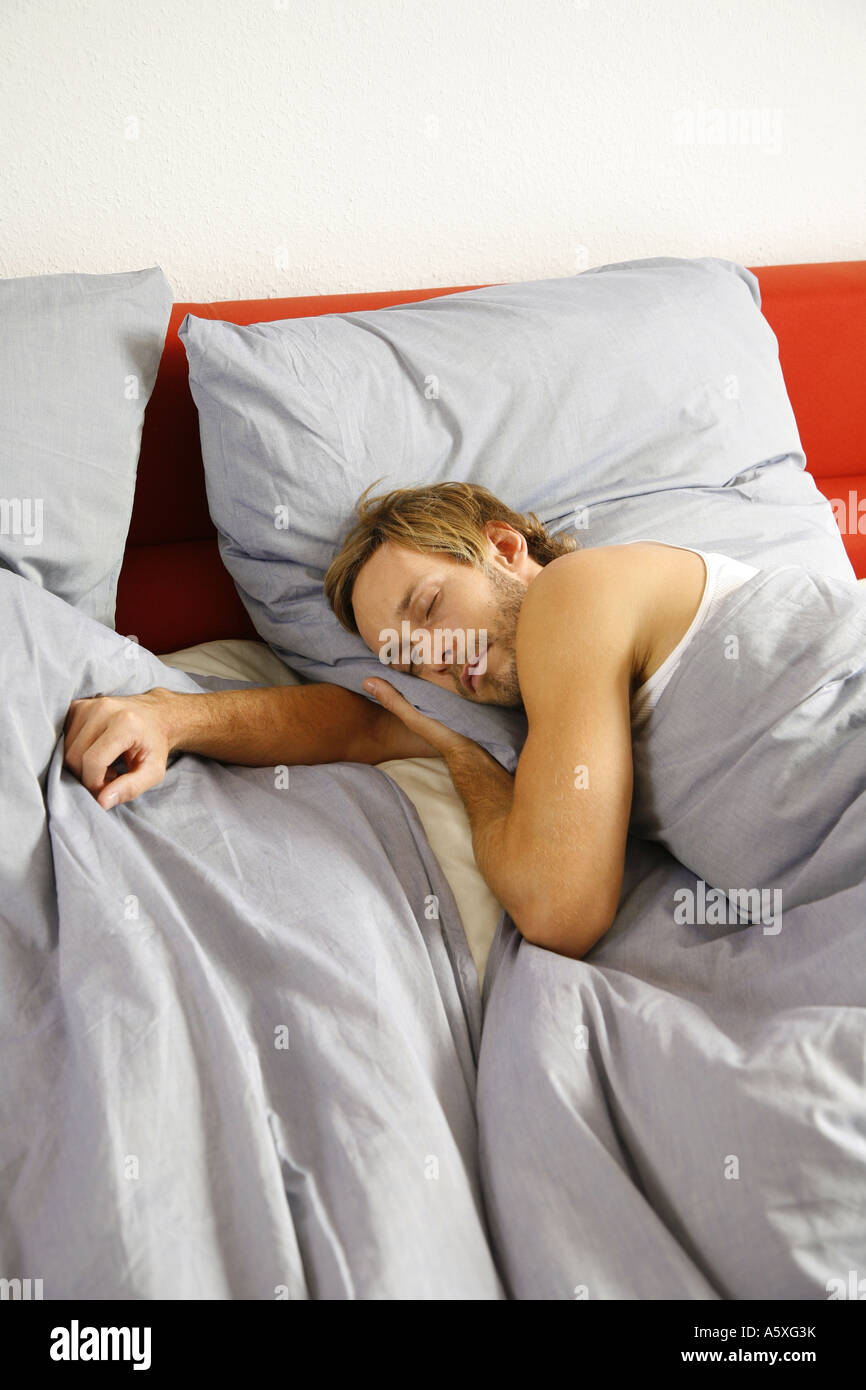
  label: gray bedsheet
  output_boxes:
[477,564,866,1299]
[4,559,865,1301]
[0,569,502,1299]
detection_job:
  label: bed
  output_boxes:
[2,257,864,1299]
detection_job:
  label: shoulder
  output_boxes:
[518,544,646,641]
[515,545,655,710]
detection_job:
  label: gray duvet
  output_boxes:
[0,570,500,1299]
[478,564,866,1299]
[2,562,864,1300]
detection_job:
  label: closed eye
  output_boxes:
[408,590,440,675]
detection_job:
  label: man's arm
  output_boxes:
[63,682,441,810]
[363,549,638,960]
[489,551,636,956]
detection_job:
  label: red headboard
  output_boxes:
[117,262,866,653]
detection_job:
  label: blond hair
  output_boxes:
[324,478,580,634]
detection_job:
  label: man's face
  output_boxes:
[351,524,539,708]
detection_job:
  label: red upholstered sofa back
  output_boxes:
[117,262,866,655]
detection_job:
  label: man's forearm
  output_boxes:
[159,682,379,766]
[444,742,525,924]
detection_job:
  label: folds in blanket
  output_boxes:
[1,568,503,1298]
[478,839,866,1299]
[0,567,220,950]
[628,565,866,917]
[0,564,218,761]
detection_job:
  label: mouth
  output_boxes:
[460,653,486,693]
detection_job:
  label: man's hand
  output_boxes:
[364,678,520,935]
[63,678,464,813]
[63,689,175,810]
[362,678,478,761]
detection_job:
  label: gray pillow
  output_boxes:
[0,265,173,627]
[179,256,852,772]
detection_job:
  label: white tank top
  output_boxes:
[625,539,759,730]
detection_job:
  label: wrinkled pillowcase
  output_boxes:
[180,256,852,772]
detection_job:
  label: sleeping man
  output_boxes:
[63,480,866,959]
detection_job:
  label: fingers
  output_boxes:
[363,679,429,738]
[62,695,169,809]
[362,678,468,759]
[78,725,141,798]
[363,678,413,702]
[96,755,165,810]
[363,678,421,725]
[63,699,114,780]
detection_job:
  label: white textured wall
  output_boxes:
[1,0,863,299]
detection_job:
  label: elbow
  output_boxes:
[516,897,617,960]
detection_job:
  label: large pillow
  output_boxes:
[179,256,853,772]
[0,265,173,627]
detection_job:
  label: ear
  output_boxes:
[482,520,526,567]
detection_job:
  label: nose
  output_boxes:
[428,634,462,681]
[432,647,458,678]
